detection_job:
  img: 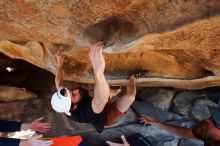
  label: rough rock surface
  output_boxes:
[190,98,220,121]
[178,138,204,146]
[0,0,220,89]
[172,91,206,116]
[0,86,37,102]
[138,88,176,111]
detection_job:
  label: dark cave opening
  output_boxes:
[0,53,55,96]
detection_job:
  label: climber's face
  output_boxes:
[64,88,81,104]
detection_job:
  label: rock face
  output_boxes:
[190,98,220,121]
[172,91,206,116]
[138,88,176,111]
[0,0,220,89]
[178,138,204,146]
[172,89,220,121]
[0,86,37,102]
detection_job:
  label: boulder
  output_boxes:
[0,101,27,121]
[178,138,204,146]
[0,86,37,102]
[190,98,220,121]
[158,139,179,146]
[172,91,206,116]
[123,124,201,146]
[0,0,219,89]
[126,125,179,146]
[132,101,183,123]
[138,88,176,111]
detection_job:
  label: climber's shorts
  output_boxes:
[105,102,125,126]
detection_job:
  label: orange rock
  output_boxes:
[0,0,220,89]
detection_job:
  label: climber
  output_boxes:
[139,106,220,146]
[0,117,53,146]
[51,42,136,133]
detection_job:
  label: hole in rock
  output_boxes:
[81,15,138,47]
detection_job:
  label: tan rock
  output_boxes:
[0,86,37,102]
[0,0,219,89]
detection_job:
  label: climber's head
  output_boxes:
[192,106,220,142]
[51,87,83,115]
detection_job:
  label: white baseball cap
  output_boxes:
[51,88,72,116]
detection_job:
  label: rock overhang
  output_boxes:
[0,0,220,89]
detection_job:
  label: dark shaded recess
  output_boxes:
[202,69,215,77]
[0,53,54,96]
[203,87,220,103]
[82,15,138,47]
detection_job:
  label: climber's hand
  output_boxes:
[56,50,64,67]
[106,135,130,146]
[89,42,105,76]
[139,115,160,126]
[30,117,52,133]
[21,117,52,133]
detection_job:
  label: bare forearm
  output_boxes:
[155,123,196,139]
[55,66,64,90]
[94,73,110,103]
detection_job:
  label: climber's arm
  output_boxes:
[155,122,195,139]
[140,115,197,139]
[55,51,64,90]
[89,42,110,114]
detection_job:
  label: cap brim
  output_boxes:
[208,106,220,124]
[65,111,71,116]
